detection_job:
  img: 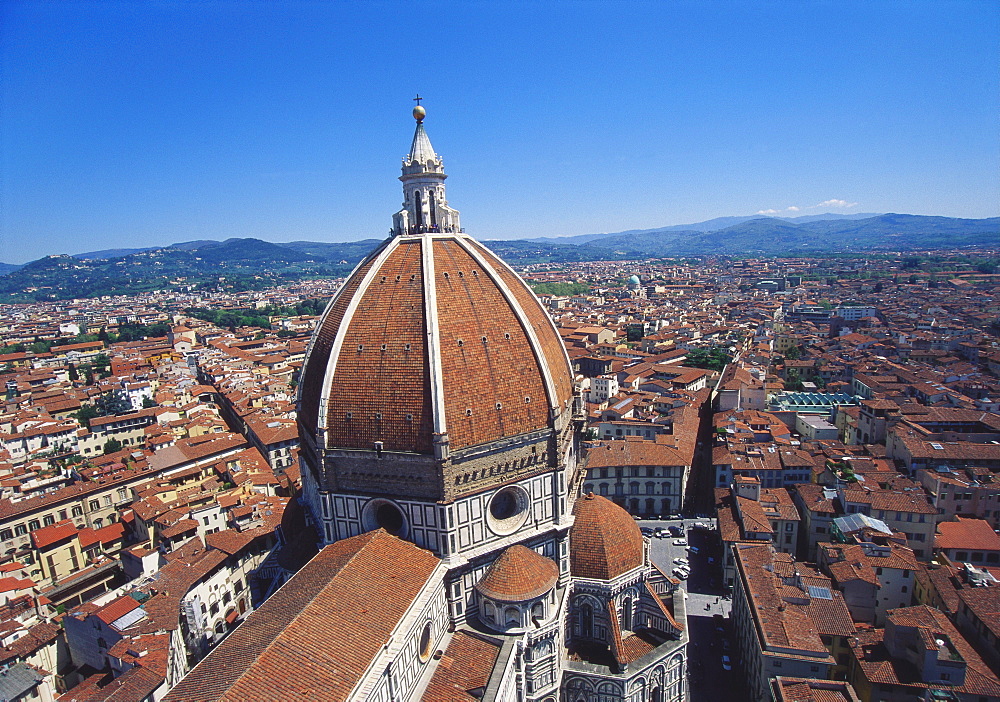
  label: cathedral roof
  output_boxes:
[297,232,573,456]
[475,544,559,602]
[297,109,574,458]
[570,493,645,580]
[162,530,439,702]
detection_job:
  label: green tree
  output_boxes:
[785,370,804,392]
[103,438,123,455]
[142,396,157,409]
[74,405,100,427]
[684,348,732,372]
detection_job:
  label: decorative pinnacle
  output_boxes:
[412,94,425,122]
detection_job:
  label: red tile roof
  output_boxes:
[570,493,644,580]
[30,521,77,549]
[163,529,439,702]
[423,631,501,701]
[475,545,558,602]
[95,596,142,626]
[298,234,573,455]
[936,517,1000,552]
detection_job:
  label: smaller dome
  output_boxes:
[570,493,644,580]
[475,545,559,602]
[628,275,641,287]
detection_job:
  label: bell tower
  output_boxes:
[392,97,462,235]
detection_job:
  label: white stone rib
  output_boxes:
[421,234,448,440]
[454,235,562,413]
[297,243,387,415]
[315,237,401,442]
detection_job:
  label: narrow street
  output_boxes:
[642,519,748,702]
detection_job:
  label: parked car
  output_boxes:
[687,546,700,554]
[641,527,654,536]
[722,655,732,671]
[668,525,684,536]
[672,568,689,580]
[708,557,715,564]
[673,539,688,546]
[722,639,732,652]
[672,557,689,566]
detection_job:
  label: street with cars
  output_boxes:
[638,516,746,702]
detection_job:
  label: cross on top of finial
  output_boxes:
[412,94,426,122]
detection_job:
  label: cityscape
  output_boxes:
[2,2,999,701]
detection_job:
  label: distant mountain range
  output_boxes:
[527,212,884,245]
[1,213,997,302]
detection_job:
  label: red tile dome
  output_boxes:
[297,233,574,455]
[475,544,559,602]
[570,493,645,580]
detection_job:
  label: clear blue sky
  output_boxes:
[2,0,998,264]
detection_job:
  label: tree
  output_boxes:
[74,405,100,428]
[68,363,79,382]
[142,396,157,409]
[103,438,123,455]
[684,348,731,372]
[785,370,804,392]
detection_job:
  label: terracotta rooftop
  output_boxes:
[30,520,78,549]
[475,545,558,602]
[163,529,439,702]
[936,517,1000,552]
[298,234,573,454]
[570,493,644,580]
[423,630,501,701]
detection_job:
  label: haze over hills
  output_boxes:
[528,212,884,244]
[1,213,997,302]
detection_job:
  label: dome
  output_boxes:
[570,493,645,580]
[297,233,574,455]
[475,545,559,602]
[628,274,641,287]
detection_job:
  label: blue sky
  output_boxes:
[2,0,998,264]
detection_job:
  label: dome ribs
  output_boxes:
[325,241,433,453]
[473,241,574,409]
[433,239,549,450]
[298,253,381,439]
[301,233,574,460]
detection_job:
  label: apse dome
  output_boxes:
[570,493,645,580]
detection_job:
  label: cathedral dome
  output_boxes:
[297,111,574,461]
[570,493,645,580]
[475,545,559,602]
[297,234,574,455]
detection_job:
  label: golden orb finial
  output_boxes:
[413,105,426,122]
